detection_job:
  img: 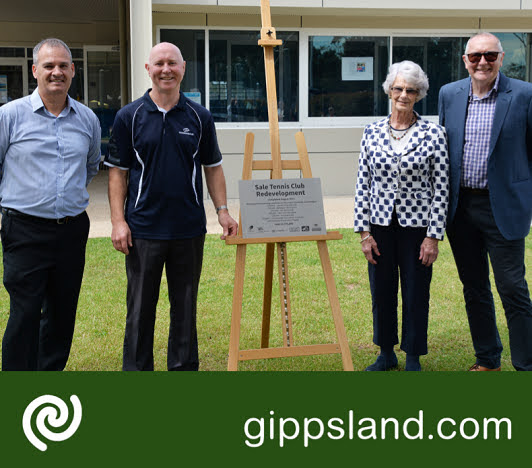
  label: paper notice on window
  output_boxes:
[184,91,201,104]
[342,57,373,81]
[239,178,327,238]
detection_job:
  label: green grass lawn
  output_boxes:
[0,229,530,371]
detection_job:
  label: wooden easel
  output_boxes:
[225,0,353,371]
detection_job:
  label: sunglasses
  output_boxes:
[390,87,419,95]
[466,51,501,63]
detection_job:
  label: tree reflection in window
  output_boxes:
[209,30,299,122]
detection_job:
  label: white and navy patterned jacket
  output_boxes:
[353,113,450,240]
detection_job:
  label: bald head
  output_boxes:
[465,33,503,54]
[463,32,504,95]
[145,42,186,100]
[148,42,183,65]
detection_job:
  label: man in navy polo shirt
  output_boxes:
[106,42,237,371]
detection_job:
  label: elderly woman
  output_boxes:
[354,61,449,371]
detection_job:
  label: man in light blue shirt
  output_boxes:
[0,38,101,370]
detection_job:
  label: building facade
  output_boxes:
[2,0,532,196]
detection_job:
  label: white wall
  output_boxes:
[212,127,364,199]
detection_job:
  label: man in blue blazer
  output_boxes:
[439,32,532,371]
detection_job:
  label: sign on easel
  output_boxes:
[239,178,327,238]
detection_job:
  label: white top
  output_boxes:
[389,125,416,152]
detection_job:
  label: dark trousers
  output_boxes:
[1,210,89,371]
[447,190,532,371]
[123,235,205,371]
[368,215,433,356]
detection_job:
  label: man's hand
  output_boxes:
[111,220,133,254]
[204,165,237,240]
[218,210,238,240]
[419,237,439,266]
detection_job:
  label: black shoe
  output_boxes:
[365,354,398,371]
[405,355,422,371]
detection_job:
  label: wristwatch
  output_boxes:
[215,205,228,214]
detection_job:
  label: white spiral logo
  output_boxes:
[22,394,82,451]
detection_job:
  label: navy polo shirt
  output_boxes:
[105,90,222,239]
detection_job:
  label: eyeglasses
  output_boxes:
[466,51,501,63]
[390,87,419,96]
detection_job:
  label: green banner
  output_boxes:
[0,372,527,466]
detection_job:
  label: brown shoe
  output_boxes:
[469,364,501,371]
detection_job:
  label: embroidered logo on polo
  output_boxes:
[179,127,195,136]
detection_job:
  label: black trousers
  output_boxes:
[368,215,433,356]
[447,190,532,370]
[1,210,89,371]
[123,236,205,371]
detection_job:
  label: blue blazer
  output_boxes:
[438,73,532,240]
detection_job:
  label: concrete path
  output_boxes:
[87,171,355,238]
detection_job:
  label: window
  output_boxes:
[159,29,532,123]
[498,33,530,81]
[160,28,299,122]
[85,48,121,154]
[0,47,25,58]
[392,37,469,115]
[308,36,389,117]
[392,34,532,115]
[160,29,206,106]
[0,64,25,105]
[209,30,298,122]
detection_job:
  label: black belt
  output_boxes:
[1,208,84,225]
[461,187,489,196]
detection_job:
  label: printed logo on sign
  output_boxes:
[22,394,82,451]
[179,127,195,136]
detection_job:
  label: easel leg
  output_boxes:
[317,240,354,371]
[228,244,247,371]
[261,243,275,348]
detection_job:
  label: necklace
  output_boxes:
[388,114,417,141]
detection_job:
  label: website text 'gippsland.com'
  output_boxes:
[243,410,512,447]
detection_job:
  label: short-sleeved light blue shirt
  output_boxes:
[0,88,101,218]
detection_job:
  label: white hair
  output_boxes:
[382,60,429,102]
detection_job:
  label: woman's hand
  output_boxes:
[360,231,380,265]
[419,237,439,266]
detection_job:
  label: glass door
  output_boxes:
[84,46,121,155]
[0,58,28,106]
